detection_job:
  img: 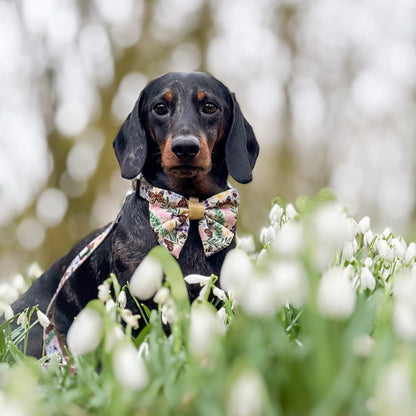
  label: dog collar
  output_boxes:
[138,175,239,258]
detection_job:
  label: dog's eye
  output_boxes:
[153,103,169,116]
[202,102,217,114]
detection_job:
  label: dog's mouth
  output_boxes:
[168,165,209,178]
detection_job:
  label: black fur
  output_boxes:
[6,72,259,357]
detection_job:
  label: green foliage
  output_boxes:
[1,197,416,415]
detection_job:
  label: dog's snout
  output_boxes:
[171,135,200,162]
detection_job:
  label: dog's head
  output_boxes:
[113,72,259,195]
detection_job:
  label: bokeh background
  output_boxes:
[1,0,416,281]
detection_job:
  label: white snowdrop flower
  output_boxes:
[104,325,124,353]
[97,281,111,302]
[256,248,269,267]
[236,234,256,254]
[213,286,227,301]
[117,290,127,309]
[317,267,356,319]
[364,230,374,247]
[238,275,278,317]
[360,267,376,291]
[273,221,303,257]
[138,341,149,358]
[198,284,208,301]
[259,226,276,246]
[285,203,297,220]
[113,342,149,391]
[376,239,394,263]
[120,309,139,328]
[36,310,50,328]
[227,370,265,416]
[17,312,28,329]
[105,299,117,320]
[352,334,375,358]
[392,271,416,340]
[382,227,392,239]
[27,262,43,280]
[153,287,170,304]
[67,307,104,356]
[217,307,227,325]
[341,241,354,262]
[184,274,210,286]
[372,362,415,416]
[4,305,14,321]
[405,242,416,264]
[220,249,253,300]
[269,203,284,226]
[188,303,225,359]
[391,238,406,260]
[161,298,177,324]
[271,260,308,309]
[129,255,164,300]
[364,257,373,268]
[13,274,26,293]
[358,216,370,234]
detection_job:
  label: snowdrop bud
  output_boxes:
[405,242,416,264]
[36,310,50,328]
[271,261,308,309]
[105,299,117,320]
[138,341,149,358]
[129,256,164,300]
[120,309,139,328]
[220,249,253,298]
[391,238,406,260]
[188,304,225,359]
[360,267,376,291]
[341,241,354,261]
[273,222,303,257]
[117,290,127,309]
[67,308,104,355]
[4,305,14,321]
[352,334,375,358]
[217,307,227,325]
[285,203,297,220]
[161,298,177,324]
[227,370,265,416]
[364,230,374,247]
[184,274,210,286]
[153,287,170,304]
[358,216,370,234]
[113,343,149,391]
[382,228,392,239]
[104,325,124,353]
[260,226,276,246]
[236,234,256,254]
[27,262,43,280]
[198,285,208,301]
[17,312,28,328]
[256,249,268,267]
[213,286,227,301]
[376,239,394,263]
[13,274,26,293]
[97,282,111,302]
[364,257,373,268]
[269,203,284,226]
[317,267,356,319]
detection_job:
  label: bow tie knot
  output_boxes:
[139,177,239,258]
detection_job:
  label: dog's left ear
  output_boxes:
[225,94,259,184]
[113,92,147,179]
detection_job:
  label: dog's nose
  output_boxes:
[171,135,200,162]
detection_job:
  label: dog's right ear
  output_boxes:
[113,92,147,179]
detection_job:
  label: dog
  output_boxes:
[7,71,259,358]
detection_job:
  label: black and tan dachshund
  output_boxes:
[7,72,259,357]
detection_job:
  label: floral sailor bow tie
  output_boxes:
[139,176,239,258]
